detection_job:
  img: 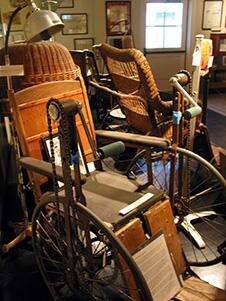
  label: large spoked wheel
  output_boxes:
[126,147,226,266]
[32,198,152,301]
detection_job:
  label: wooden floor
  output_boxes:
[208,92,226,117]
[205,92,226,167]
[191,91,226,291]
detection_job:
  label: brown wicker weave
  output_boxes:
[0,41,81,99]
[97,43,173,137]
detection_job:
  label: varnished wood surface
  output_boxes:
[11,79,95,198]
[176,276,226,301]
[143,198,186,275]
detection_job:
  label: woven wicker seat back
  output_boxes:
[0,41,81,99]
[98,43,173,137]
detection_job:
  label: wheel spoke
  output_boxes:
[127,149,226,266]
[32,199,152,300]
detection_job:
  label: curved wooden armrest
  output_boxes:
[95,130,171,149]
[90,80,148,109]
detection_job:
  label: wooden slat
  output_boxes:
[115,218,147,254]
[115,218,147,301]
[176,276,226,301]
[15,80,82,105]
[143,198,186,275]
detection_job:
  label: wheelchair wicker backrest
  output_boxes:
[98,44,173,136]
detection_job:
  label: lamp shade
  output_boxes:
[24,10,64,42]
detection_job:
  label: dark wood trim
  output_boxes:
[144,49,186,55]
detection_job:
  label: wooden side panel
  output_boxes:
[115,218,147,301]
[115,218,147,254]
[143,198,186,275]
[20,101,50,139]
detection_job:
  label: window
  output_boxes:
[145,0,187,51]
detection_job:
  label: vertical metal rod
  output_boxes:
[78,109,99,159]
[189,34,204,150]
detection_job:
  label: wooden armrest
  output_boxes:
[95,130,171,149]
[19,157,86,185]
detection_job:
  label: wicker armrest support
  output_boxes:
[19,157,86,185]
[95,130,171,149]
[90,80,148,109]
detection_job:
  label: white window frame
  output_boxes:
[145,0,188,52]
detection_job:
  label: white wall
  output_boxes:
[186,0,226,69]
[1,0,226,89]
[54,0,95,49]
[54,0,145,50]
[147,52,186,91]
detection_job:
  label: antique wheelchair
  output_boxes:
[19,93,226,300]
[3,41,226,300]
[91,43,174,138]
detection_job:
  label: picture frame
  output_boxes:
[74,38,94,50]
[202,0,223,30]
[42,134,62,167]
[10,31,25,43]
[2,10,23,31]
[107,35,133,49]
[222,56,226,66]
[41,134,66,188]
[59,0,74,8]
[106,1,131,36]
[61,13,88,35]
[107,37,123,48]
[41,134,94,178]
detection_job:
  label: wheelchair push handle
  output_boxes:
[98,141,125,159]
[169,73,202,120]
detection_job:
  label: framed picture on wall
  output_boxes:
[10,31,25,43]
[107,37,123,48]
[59,0,74,8]
[222,56,226,66]
[61,13,88,35]
[106,1,131,36]
[42,134,62,167]
[74,38,94,50]
[202,0,223,30]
